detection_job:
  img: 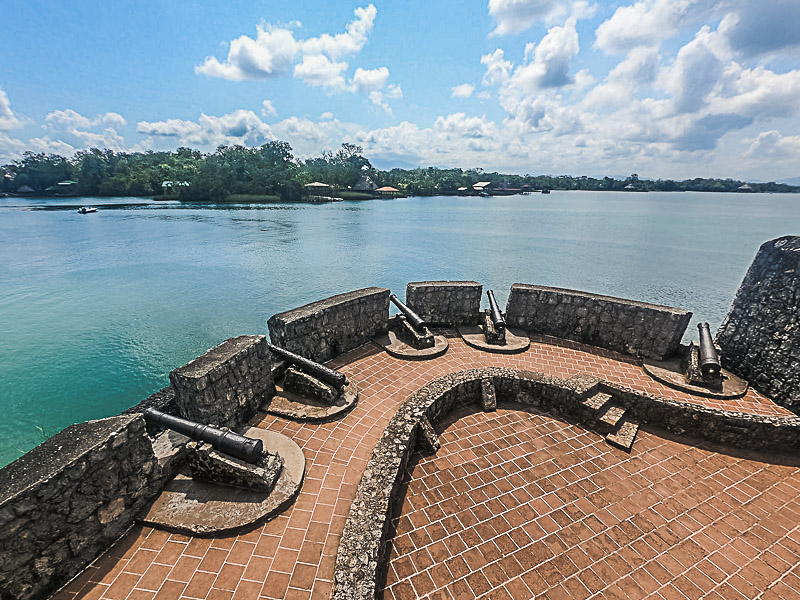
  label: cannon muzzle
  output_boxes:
[143,408,263,463]
[697,322,721,377]
[487,290,506,332]
[389,293,427,332]
[266,342,348,389]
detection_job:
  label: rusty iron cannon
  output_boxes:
[697,322,721,377]
[390,293,426,332]
[266,342,348,389]
[143,408,264,464]
[487,290,506,333]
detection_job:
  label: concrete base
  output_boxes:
[643,357,748,399]
[457,325,531,354]
[263,380,358,422]
[373,331,449,360]
[140,428,304,537]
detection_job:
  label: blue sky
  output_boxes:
[1,0,800,180]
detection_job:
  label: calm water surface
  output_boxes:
[0,191,798,466]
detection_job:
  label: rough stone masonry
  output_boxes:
[169,335,274,431]
[717,236,800,411]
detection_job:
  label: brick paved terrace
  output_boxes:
[54,332,799,600]
[384,406,800,600]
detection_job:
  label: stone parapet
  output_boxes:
[406,281,482,326]
[506,283,691,360]
[0,414,164,600]
[267,287,389,362]
[716,236,800,411]
[169,335,273,430]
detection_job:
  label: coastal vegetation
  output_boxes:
[1,142,797,201]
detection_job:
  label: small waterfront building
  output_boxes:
[737,183,754,192]
[375,186,400,198]
[472,181,493,192]
[304,182,331,190]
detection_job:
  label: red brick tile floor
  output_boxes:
[53,332,796,600]
[383,405,800,600]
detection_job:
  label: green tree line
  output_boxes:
[1,142,797,200]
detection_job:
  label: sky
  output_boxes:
[1,0,800,180]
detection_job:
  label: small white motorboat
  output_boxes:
[77,206,98,214]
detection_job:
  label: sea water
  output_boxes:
[0,191,798,466]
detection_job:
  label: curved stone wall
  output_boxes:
[505,284,692,360]
[717,236,800,411]
[332,368,800,600]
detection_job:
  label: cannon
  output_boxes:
[487,290,506,333]
[697,322,721,377]
[390,293,426,332]
[143,408,263,464]
[266,342,348,389]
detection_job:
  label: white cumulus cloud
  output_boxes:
[43,108,127,151]
[594,0,712,54]
[137,110,274,148]
[294,54,349,92]
[488,0,596,36]
[451,84,475,98]
[0,87,25,130]
[261,100,277,118]
[196,25,299,81]
[299,4,376,58]
[351,66,390,94]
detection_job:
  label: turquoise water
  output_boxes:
[0,191,798,466]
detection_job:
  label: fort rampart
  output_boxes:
[506,284,692,360]
[1,236,799,599]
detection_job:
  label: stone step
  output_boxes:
[582,391,612,411]
[606,418,639,451]
[599,404,625,428]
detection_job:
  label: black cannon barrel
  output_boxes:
[266,342,349,389]
[389,293,427,332]
[697,322,721,377]
[487,290,506,332]
[142,408,263,463]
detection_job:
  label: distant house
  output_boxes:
[737,183,754,192]
[624,183,636,190]
[375,186,400,198]
[472,181,493,192]
[304,181,331,191]
[353,175,377,192]
[16,185,34,194]
[303,181,336,202]
[457,186,469,196]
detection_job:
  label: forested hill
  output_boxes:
[1,142,797,200]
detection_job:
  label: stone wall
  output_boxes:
[169,335,274,431]
[0,415,165,600]
[716,236,800,411]
[405,281,482,326]
[506,283,692,360]
[267,287,389,362]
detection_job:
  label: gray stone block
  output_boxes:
[406,281,482,326]
[717,236,800,410]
